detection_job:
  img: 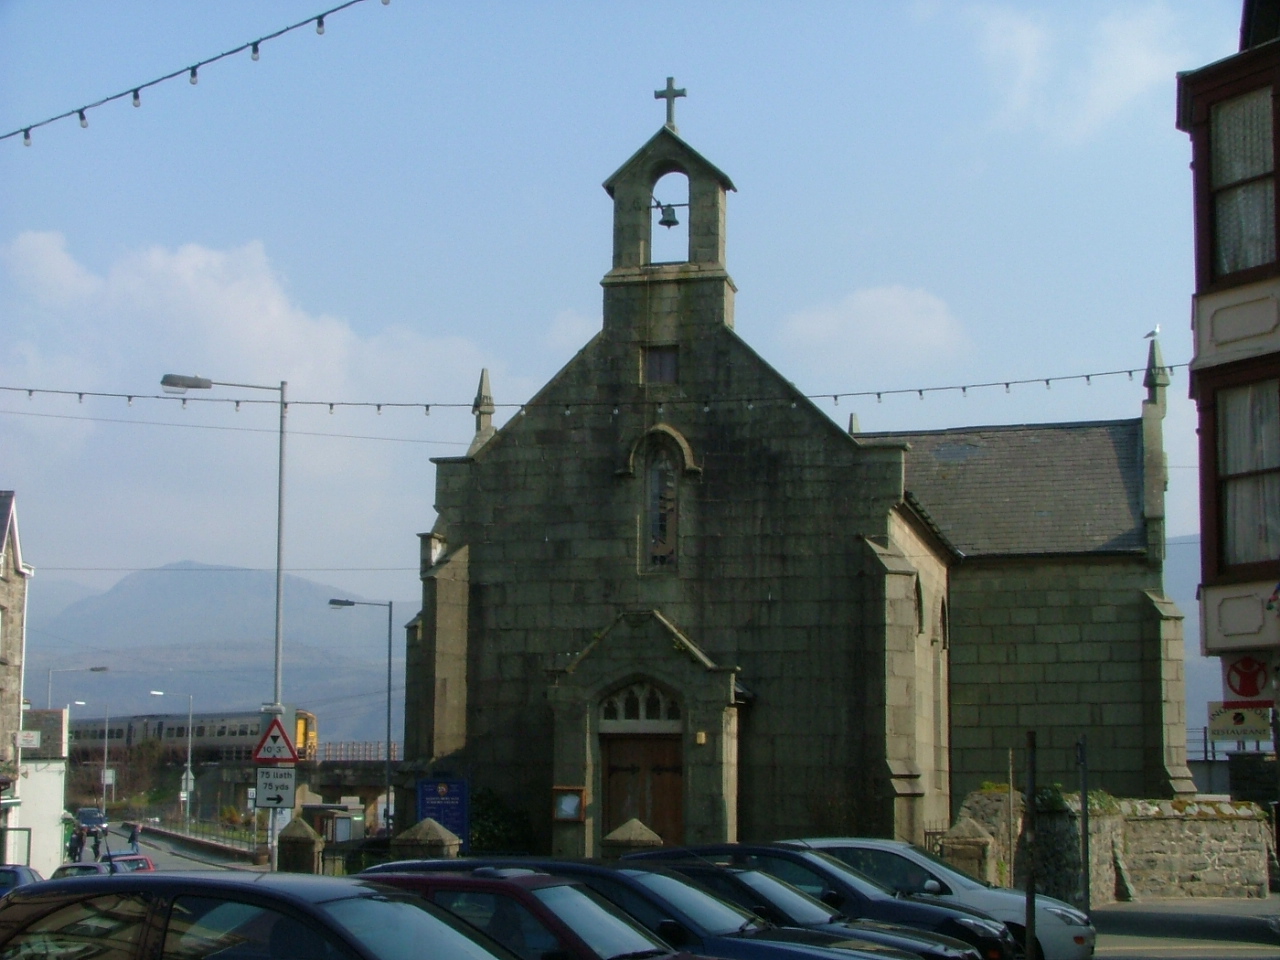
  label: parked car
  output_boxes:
[97,852,156,873]
[623,846,1015,960]
[657,860,981,960]
[0,866,42,897]
[0,871,520,960]
[369,868,695,960]
[49,863,113,879]
[778,840,1095,960]
[363,860,924,960]
[51,853,155,878]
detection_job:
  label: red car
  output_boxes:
[368,869,690,960]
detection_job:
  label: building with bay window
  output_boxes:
[1178,1,1280,683]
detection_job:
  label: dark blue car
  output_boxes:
[622,845,1015,960]
[362,859,917,960]
[658,861,980,960]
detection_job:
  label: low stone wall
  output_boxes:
[951,789,1268,905]
[1116,799,1268,899]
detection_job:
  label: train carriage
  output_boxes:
[69,706,317,763]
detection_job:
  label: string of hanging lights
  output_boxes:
[0,360,1184,417]
[3,0,389,147]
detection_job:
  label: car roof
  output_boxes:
[784,839,911,851]
[371,871,575,892]
[9,871,396,905]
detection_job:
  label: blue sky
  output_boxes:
[0,2,1241,715]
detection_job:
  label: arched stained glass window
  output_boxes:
[647,447,678,568]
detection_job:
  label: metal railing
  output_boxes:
[1187,727,1273,762]
[162,819,262,853]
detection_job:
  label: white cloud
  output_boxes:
[778,285,969,383]
[970,3,1186,142]
[973,7,1050,123]
[2,231,102,308]
[0,232,489,595]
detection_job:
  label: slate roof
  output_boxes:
[856,420,1146,558]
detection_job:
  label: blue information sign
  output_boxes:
[416,778,470,851]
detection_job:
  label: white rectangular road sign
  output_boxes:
[255,766,296,809]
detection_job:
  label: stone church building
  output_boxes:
[404,114,1194,855]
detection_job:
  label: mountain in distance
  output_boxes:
[26,562,418,744]
[26,546,1213,747]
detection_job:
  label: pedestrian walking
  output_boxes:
[91,830,101,861]
[128,822,140,854]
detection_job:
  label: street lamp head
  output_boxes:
[160,374,213,394]
[149,691,164,697]
[89,666,108,673]
[73,700,86,706]
[329,598,356,608]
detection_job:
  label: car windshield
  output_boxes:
[906,846,988,889]
[532,884,670,960]
[323,894,515,960]
[624,871,760,937]
[732,871,839,925]
[799,851,896,898]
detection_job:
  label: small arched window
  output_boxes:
[647,446,678,568]
[600,681,683,733]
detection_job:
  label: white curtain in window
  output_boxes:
[1216,180,1276,275]
[1220,380,1280,564]
[1212,87,1275,275]
[1212,87,1273,188]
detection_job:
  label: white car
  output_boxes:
[781,838,1095,960]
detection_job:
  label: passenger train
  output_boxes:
[69,706,318,763]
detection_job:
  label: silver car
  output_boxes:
[781,839,1094,960]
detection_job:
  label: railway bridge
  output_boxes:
[194,745,404,830]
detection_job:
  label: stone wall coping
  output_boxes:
[1114,798,1264,819]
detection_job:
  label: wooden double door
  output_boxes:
[602,735,683,846]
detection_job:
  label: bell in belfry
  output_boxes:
[658,204,679,228]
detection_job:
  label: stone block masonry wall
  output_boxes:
[1117,799,1268,899]
[955,789,1267,905]
[0,532,27,768]
[949,557,1187,802]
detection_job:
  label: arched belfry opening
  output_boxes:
[650,171,690,264]
[602,126,736,271]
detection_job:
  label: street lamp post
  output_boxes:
[150,691,195,827]
[162,372,287,866]
[102,704,109,813]
[47,666,108,710]
[329,598,395,833]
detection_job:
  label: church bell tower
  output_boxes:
[600,79,738,346]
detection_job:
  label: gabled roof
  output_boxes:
[0,492,30,577]
[854,420,1146,557]
[602,126,736,196]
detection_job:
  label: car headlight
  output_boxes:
[1044,906,1091,927]
[953,916,1007,938]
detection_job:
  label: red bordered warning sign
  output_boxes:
[253,717,299,763]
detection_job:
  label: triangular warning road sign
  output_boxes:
[253,717,299,763]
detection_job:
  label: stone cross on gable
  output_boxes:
[654,77,686,131]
